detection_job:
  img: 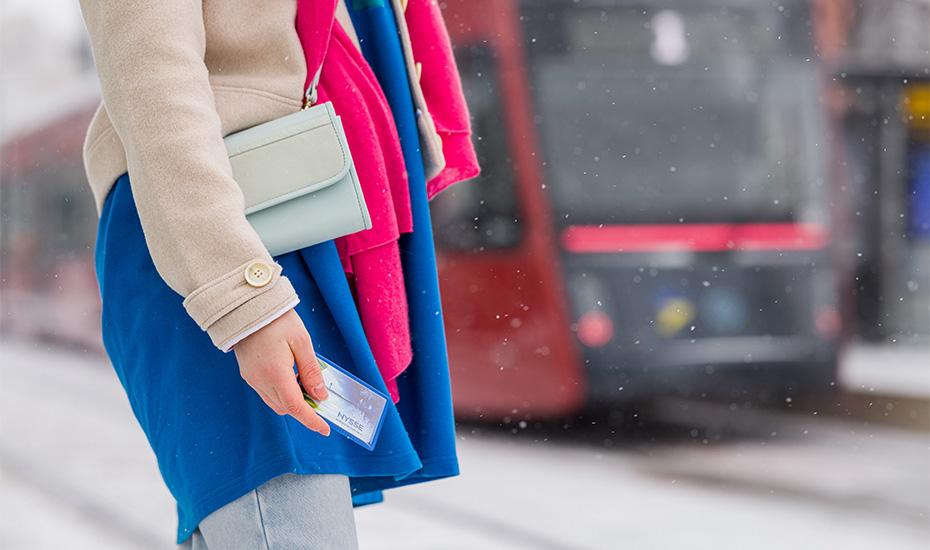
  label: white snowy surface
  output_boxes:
[842,343,930,400]
[1,338,928,549]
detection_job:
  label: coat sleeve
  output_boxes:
[79,0,300,351]
[404,0,481,199]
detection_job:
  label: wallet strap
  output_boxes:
[303,66,323,110]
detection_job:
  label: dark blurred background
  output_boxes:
[1,1,928,548]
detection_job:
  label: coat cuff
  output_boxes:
[182,258,300,351]
[426,130,481,200]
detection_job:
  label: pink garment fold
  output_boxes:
[403,0,482,199]
[347,243,413,401]
[296,0,412,403]
[294,0,481,403]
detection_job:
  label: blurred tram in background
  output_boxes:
[432,0,841,419]
[0,107,100,350]
[0,0,847,421]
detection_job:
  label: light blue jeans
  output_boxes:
[179,473,359,549]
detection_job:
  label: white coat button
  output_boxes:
[244,261,273,288]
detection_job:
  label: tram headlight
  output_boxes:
[815,305,840,338]
[568,273,615,348]
[576,310,615,348]
[813,269,840,339]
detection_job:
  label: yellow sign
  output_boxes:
[903,84,930,131]
[656,297,695,337]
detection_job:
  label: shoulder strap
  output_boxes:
[303,66,322,109]
[296,0,338,109]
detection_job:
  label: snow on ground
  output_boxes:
[1,338,927,549]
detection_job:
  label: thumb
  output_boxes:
[290,331,328,402]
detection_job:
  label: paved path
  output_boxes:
[1,339,928,549]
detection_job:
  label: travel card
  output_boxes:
[302,353,388,450]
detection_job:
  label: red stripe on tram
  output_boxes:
[561,223,829,253]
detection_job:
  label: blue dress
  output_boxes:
[94,3,459,544]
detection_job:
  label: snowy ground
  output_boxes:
[1,338,928,550]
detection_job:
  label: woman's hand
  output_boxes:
[233,309,331,436]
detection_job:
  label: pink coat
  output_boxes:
[405,0,482,199]
[296,0,479,402]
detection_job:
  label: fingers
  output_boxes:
[275,374,331,436]
[256,371,330,436]
[289,329,329,402]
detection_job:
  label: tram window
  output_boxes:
[521,3,825,226]
[430,45,521,251]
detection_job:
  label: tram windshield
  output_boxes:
[523,1,826,225]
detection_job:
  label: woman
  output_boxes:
[78,0,479,547]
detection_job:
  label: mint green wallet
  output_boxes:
[223,73,371,257]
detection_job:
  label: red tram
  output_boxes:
[0,0,842,422]
[432,0,841,419]
[0,106,101,350]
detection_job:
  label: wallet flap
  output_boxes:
[224,102,352,214]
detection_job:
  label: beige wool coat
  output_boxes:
[78,0,445,351]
